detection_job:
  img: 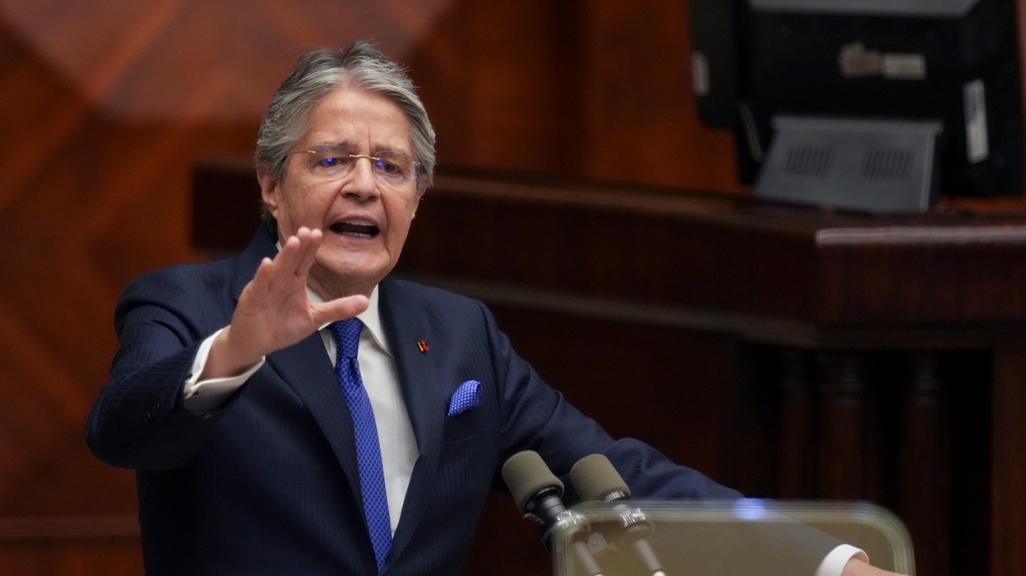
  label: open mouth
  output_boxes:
[329,220,379,239]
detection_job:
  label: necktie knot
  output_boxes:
[332,318,364,360]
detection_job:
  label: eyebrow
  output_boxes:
[307,142,352,152]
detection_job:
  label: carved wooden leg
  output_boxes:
[991,342,1026,576]
[817,353,864,499]
[778,348,815,498]
[899,352,949,576]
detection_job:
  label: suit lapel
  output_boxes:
[378,279,449,566]
[264,336,363,506]
[380,280,447,472]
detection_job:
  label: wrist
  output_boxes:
[201,326,263,380]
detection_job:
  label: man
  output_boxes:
[86,41,898,576]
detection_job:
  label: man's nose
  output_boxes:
[341,157,380,198]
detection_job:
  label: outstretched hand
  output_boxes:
[201,227,369,380]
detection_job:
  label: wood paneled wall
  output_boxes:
[0,1,1022,574]
[404,1,740,190]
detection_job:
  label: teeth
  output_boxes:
[330,221,378,238]
[340,218,374,227]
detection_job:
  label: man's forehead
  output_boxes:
[300,94,413,154]
[310,86,409,125]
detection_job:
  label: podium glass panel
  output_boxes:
[550,500,914,576]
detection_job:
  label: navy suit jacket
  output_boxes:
[87,225,750,575]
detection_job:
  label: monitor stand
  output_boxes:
[755,115,943,214]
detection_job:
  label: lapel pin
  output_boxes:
[417,339,429,353]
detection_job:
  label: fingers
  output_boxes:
[293,228,323,279]
[250,228,322,292]
[276,227,322,281]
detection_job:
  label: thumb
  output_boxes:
[316,294,370,325]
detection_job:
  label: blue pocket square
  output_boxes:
[447,380,481,416]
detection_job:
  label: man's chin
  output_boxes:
[310,260,394,297]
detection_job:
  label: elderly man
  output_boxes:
[86,41,899,576]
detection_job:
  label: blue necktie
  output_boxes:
[332,319,392,571]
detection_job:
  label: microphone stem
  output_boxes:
[572,539,604,576]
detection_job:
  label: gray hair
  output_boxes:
[255,41,436,196]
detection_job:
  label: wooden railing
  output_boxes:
[0,515,141,575]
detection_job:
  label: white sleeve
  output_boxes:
[816,544,869,576]
[181,329,264,415]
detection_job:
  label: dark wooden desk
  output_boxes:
[193,163,1026,576]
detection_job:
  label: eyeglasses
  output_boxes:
[292,145,422,187]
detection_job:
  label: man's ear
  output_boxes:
[257,167,280,216]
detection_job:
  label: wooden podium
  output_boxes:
[193,163,1026,576]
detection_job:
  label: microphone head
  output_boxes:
[570,454,631,502]
[502,451,564,515]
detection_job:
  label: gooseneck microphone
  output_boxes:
[501,451,604,576]
[501,450,570,546]
[571,454,666,576]
[570,453,632,502]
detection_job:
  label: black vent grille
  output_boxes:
[784,145,834,178]
[863,148,914,181]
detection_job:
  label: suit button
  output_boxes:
[144,400,162,424]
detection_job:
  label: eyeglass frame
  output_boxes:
[289,145,424,189]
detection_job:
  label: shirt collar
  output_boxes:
[309,285,391,357]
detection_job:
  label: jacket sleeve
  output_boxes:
[479,297,740,502]
[85,265,236,470]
